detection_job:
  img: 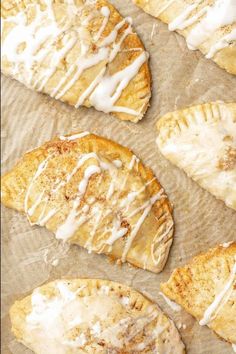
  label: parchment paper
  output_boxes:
[1,1,236,353]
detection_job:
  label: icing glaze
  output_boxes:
[93,6,110,42]
[157,103,236,210]
[59,131,90,141]
[232,344,236,353]
[168,0,236,58]
[169,0,203,31]
[156,0,176,17]
[199,258,236,326]
[121,190,164,262]
[2,0,149,117]
[89,51,148,115]
[23,280,181,353]
[187,0,236,49]
[24,154,52,217]
[159,292,181,312]
[221,241,234,248]
[206,28,236,58]
[22,138,169,269]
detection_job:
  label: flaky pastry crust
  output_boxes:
[10,278,185,353]
[156,102,236,210]
[1,132,174,273]
[134,0,236,75]
[1,0,151,122]
[161,242,236,345]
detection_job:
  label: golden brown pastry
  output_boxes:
[1,131,174,273]
[156,102,236,210]
[161,242,236,348]
[10,278,185,353]
[133,0,236,75]
[1,0,151,122]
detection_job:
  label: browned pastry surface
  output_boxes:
[134,0,236,75]
[1,132,174,273]
[161,242,236,345]
[1,0,151,122]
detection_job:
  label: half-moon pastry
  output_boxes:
[10,278,185,353]
[161,242,236,347]
[156,102,236,210]
[1,0,151,122]
[1,132,174,273]
[133,0,236,75]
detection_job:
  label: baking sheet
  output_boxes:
[1,1,236,353]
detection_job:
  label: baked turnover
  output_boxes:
[133,0,236,75]
[161,242,236,348]
[1,0,151,122]
[156,102,236,210]
[1,132,174,273]
[10,278,185,353]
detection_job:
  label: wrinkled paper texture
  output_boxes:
[1,1,236,353]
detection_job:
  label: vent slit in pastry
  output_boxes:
[1,0,151,122]
[160,242,236,348]
[1,132,174,273]
[133,0,236,75]
[156,102,236,210]
[10,279,185,353]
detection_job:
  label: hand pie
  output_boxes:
[156,102,236,210]
[10,278,185,353]
[133,0,236,75]
[1,0,151,122]
[1,132,174,273]
[161,242,236,348]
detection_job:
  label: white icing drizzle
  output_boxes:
[93,6,110,42]
[53,47,110,99]
[168,0,236,57]
[56,158,101,240]
[55,150,124,241]
[199,258,236,326]
[159,292,181,312]
[2,3,73,86]
[23,138,167,268]
[113,159,122,168]
[221,241,234,248]
[105,216,128,246]
[168,0,202,31]
[38,207,58,226]
[28,190,45,216]
[156,0,176,17]
[232,344,236,353]
[99,18,128,47]
[24,280,178,353]
[108,18,133,62]
[34,35,78,91]
[24,155,52,216]
[206,28,236,58]
[121,191,163,262]
[59,131,90,141]
[2,0,148,117]
[128,154,140,170]
[89,51,148,115]
[25,132,93,224]
[74,66,107,108]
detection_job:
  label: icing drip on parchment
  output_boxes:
[159,292,181,312]
[23,134,169,267]
[1,0,149,116]
[167,0,236,58]
[24,280,174,353]
[199,257,236,326]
